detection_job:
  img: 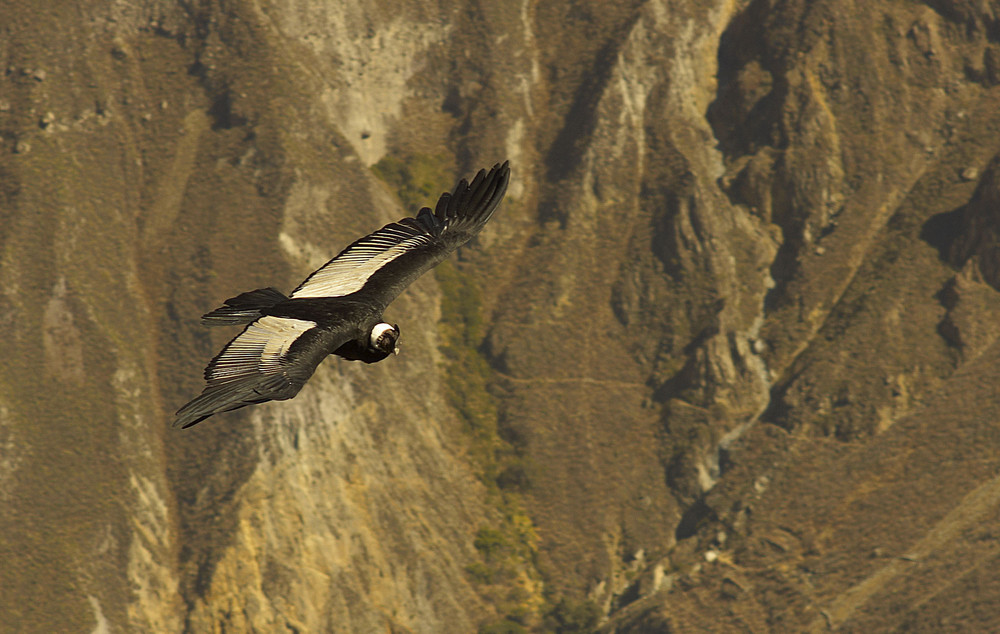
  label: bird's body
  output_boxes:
[174,161,510,428]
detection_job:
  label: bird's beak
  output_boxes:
[393,346,400,355]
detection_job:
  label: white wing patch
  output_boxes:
[291,226,434,299]
[207,316,316,384]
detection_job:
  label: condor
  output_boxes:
[174,161,510,428]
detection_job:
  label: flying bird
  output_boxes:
[174,161,510,428]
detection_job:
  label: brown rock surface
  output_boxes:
[1,0,1000,631]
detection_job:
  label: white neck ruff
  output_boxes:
[370,323,395,346]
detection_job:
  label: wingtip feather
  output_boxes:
[438,161,511,227]
[173,374,295,429]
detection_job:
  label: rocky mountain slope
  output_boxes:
[2,0,999,631]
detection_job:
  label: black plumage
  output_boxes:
[174,161,510,428]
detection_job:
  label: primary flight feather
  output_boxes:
[174,161,511,428]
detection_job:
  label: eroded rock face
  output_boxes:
[3,0,1000,631]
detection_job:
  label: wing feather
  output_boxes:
[205,315,317,385]
[290,161,510,307]
[290,221,438,298]
[172,316,324,428]
[173,374,292,429]
[174,314,356,428]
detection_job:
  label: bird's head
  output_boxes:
[370,323,400,356]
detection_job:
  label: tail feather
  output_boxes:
[201,287,288,326]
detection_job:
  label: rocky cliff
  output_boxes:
[2,0,1000,631]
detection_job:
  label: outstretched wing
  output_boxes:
[291,161,510,310]
[173,315,350,428]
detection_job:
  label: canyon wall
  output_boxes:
[1,0,999,631]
